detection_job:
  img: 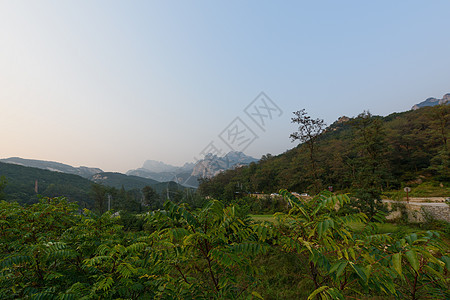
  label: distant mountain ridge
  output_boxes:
[0,157,102,178]
[0,162,188,207]
[141,160,194,173]
[89,172,183,194]
[191,151,259,178]
[127,151,259,187]
[0,153,258,190]
[0,157,188,194]
[412,93,449,110]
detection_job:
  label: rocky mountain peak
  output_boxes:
[412,93,449,110]
[127,151,258,188]
[191,151,258,178]
[337,116,350,123]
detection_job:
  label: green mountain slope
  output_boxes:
[0,164,189,208]
[90,172,158,189]
[0,162,94,207]
[90,172,178,194]
[198,105,449,200]
[0,157,103,178]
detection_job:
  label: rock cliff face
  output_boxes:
[191,152,258,178]
[126,161,195,183]
[140,160,194,173]
[336,116,350,123]
[127,152,258,187]
[412,93,449,110]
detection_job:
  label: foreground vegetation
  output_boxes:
[1,191,448,299]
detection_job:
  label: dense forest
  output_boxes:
[198,105,449,202]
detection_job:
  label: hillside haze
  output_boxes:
[191,151,259,178]
[127,151,258,187]
[0,163,188,208]
[142,160,195,173]
[0,157,102,178]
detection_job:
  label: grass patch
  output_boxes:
[384,181,450,198]
[349,222,419,235]
[252,248,312,299]
[252,217,422,235]
[250,214,275,223]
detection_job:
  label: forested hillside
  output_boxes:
[0,162,94,207]
[0,163,189,210]
[90,172,159,190]
[198,105,449,201]
[0,157,102,178]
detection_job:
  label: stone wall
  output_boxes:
[421,205,450,223]
[386,202,450,223]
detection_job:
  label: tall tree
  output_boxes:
[427,103,449,148]
[0,176,7,200]
[426,104,450,181]
[142,185,160,210]
[349,111,389,218]
[290,109,326,193]
[90,183,108,214]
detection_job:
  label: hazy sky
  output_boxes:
[1,1,449,172]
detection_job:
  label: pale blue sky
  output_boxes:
[1,1,449,172]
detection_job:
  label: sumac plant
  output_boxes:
[147,200,267,299]
[0,195,448,299]
[0,198,267,299]
[254,190,449,299]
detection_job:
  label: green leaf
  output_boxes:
[307,286,329,300]
[317,222,323,238]
[405,250,419,272]
[406,233,418,245]
[342,248,349,260]
[423,265,444,281]
[126,242,147,253]
[30,292,55,300]
[326,288,345,300]
[441,256,450,272]
[348,247,356,261]
[329,261,348,279]
[336,261,347,278]
[117,263,137,278]
[392,253,402,276]
[251,291,264,299]
[0,255,32,268]
[98,276,114,291]
[350,263,367,282]
[329,260,344,274]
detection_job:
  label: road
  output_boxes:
[382,199,448,207]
